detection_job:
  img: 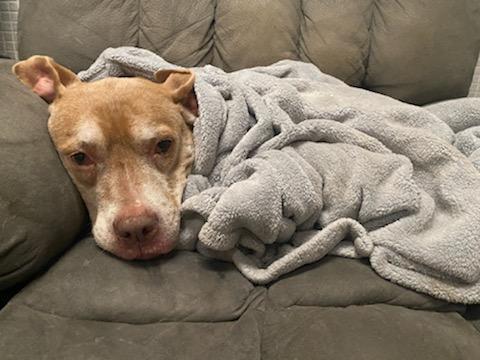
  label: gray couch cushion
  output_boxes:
[261,305,480,360]
[364,0,480,104]
[12,238,259,323]
[17,0,480,105]
[268,256,462,311]
[18,0,138,72]
[0,237,479,359]
[0,59,86,290]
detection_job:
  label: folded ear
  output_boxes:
[155,69,198,123]
[12,55,79,103]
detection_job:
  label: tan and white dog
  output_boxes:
[13,56,197,260]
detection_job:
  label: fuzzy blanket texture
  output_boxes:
[79,47,480,304]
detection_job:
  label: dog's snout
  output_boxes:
[113,205,159,243]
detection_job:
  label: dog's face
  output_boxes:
[13,56,197,260]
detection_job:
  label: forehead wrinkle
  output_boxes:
[129,120,176,144]
[75,118,105,148]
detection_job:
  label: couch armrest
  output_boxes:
[0,59,86,291]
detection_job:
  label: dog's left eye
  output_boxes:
[156,139,172,154]
[71,152,93,166]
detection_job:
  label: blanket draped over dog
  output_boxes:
[79,47,480,304]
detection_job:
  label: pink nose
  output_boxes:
[113,205,159,243]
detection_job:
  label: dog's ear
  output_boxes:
[155,69,198,123]
[12,55,79,103]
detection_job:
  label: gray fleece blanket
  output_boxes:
[79,47,480,304]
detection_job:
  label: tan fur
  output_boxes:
[13,56,195,260]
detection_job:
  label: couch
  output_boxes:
[1,0,480,359]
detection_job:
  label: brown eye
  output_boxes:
[71,152,94,166]
[156,139,172,154]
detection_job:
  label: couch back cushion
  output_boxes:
[17,0,480,105]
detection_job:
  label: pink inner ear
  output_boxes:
[184,91,199,117]
[32,76,56,103]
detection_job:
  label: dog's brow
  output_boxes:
[75,121,105,146]
[130,122,173,143]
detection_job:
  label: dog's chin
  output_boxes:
[98,237,177,261]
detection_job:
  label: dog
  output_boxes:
[13,56,198,260]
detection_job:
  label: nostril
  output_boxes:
[143,224,156,236]
[113,210,159,243]
[114,226,131,240]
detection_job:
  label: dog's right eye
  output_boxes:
[155,139,172,154]
[71,152,93,166]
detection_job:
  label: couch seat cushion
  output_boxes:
[1,236,480,359]
[11,238,259,323]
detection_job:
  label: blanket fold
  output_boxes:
[79,47,480,304]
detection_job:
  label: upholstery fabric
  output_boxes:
[0,59,86,290]
[2,238,479,360]
[0,0,18,59]
[17,0,480,105]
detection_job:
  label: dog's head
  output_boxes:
[13,56,197,260]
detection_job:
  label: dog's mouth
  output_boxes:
[111,240,176,260]
[97,234,177,261]
[134,239,177,260]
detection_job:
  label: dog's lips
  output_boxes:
[136,239,176,260]
[107,235,177,261]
